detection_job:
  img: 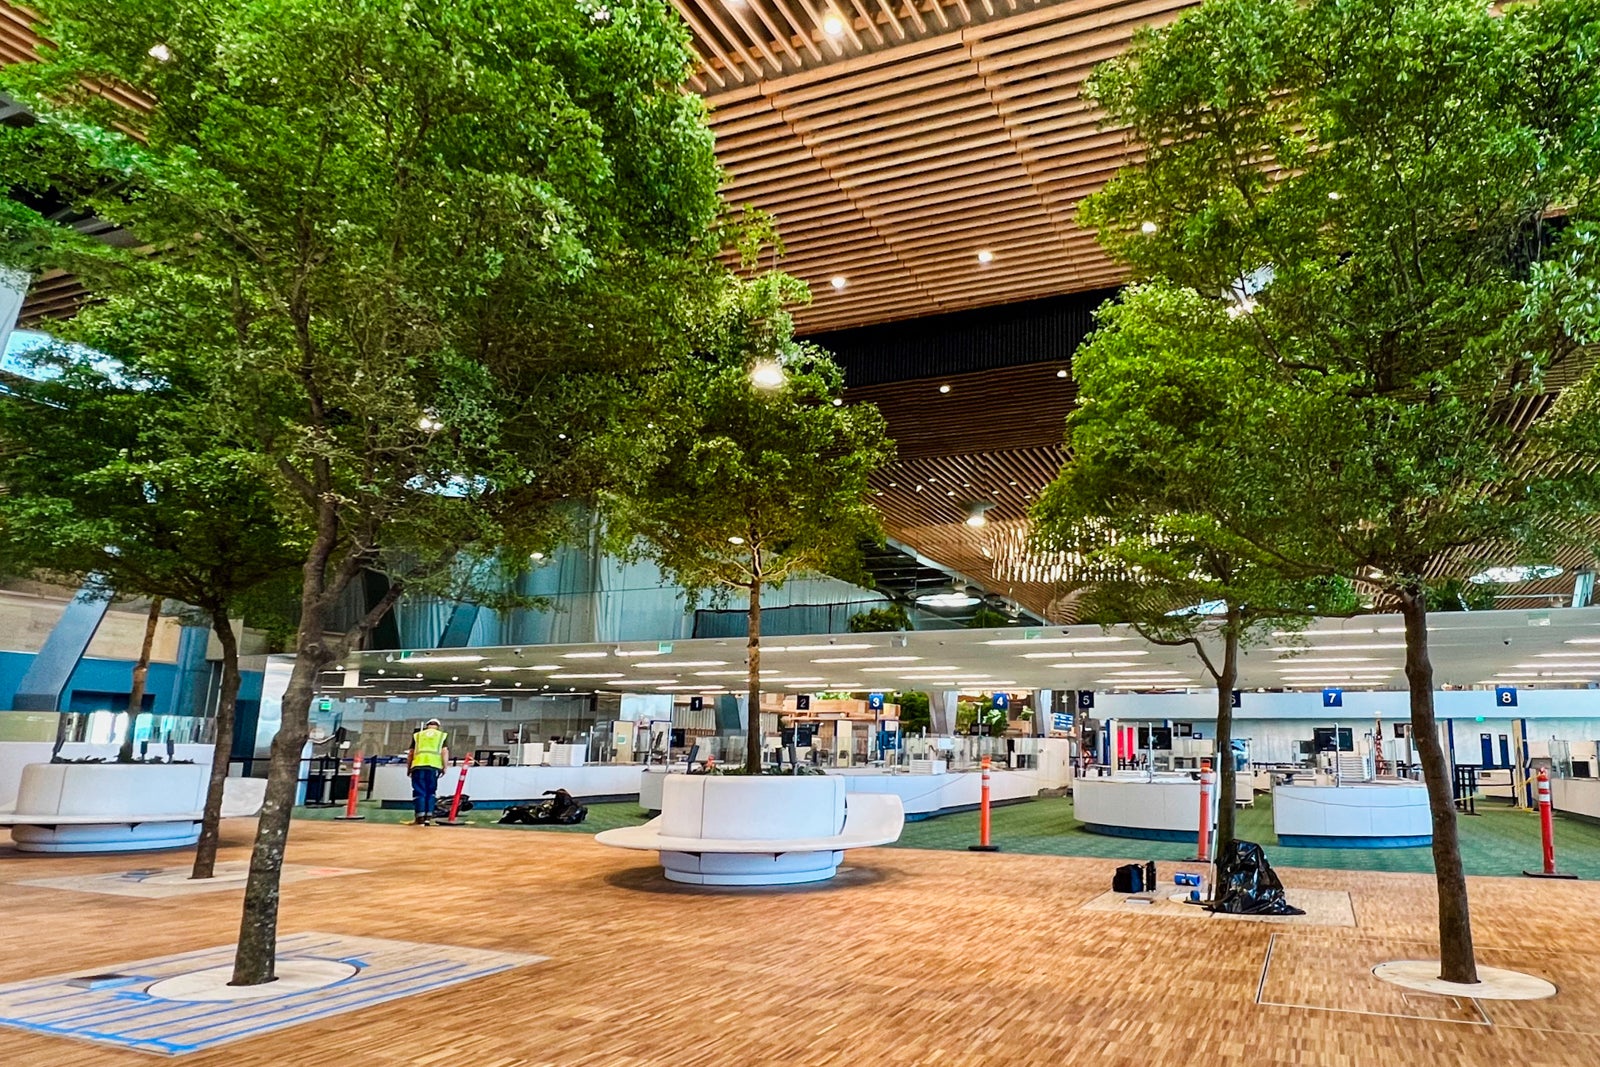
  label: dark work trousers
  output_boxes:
[411,766,441,818]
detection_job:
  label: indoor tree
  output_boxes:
[0,0,726,983]
[0,336,302,879]
[1031,286,1359,857]
[1076,0,1600,982]
[605,273,894,773]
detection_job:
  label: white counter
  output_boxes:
[1552,777,1600,820]
[1272,782,1431,848]
[639,765,1055,818]
[372,763,643,807]
[1073,774,1216,842]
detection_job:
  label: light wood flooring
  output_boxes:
[2,819,1597,1066]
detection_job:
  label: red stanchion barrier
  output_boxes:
[440,756,473,826]
[1192,758,1213,863]
[334,753,365,821]
[969,755,1000,853]
[1524,767,1577,879]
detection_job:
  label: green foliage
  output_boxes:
[0,0,734,982]
[956,700,1007,736]
[1071,0,1600,984]
[965,605,1014,629]
[0,342,302,619]
[603,272,894,602]
[1074,0,1600,604]
[848,604,912,632]
[890,690,930,733]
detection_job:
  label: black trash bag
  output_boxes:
[433,794,474,817]
[531,788,588,825]
[499,805,534,825]
[1210,840,1303,916]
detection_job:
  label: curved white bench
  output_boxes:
[597,774,904,886]
[0,763,266,853]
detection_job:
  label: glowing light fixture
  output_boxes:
[823,12,846,35]
[751,361,785,389]
[1140,221,1158,234]
[831,276,847,290]
[976,249,994,264]
[148,43,172,61]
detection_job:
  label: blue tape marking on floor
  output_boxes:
[140,961,466,1041]
[30,939,348,1027]
[189,965,521,1050]
[0,934,542,1057]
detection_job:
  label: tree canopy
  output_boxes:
[0,0,736,982]
[1069,0,1600,982]
[605,272,894,771]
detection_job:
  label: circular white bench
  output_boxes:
[597,774,904,886]
[0,762,266,853]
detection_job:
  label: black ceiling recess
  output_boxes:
[805,286,1119,388]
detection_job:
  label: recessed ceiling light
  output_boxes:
[1140,221,1158,234]
[750,361,785,389]
[1056,369,1068,378]
[831,276,847,290]
[148,43,172,62]
[832,397,843,406]
[823,13,845,35]
[728,535,745,545]
[976,250,994,264]
[530,551,545,561]
[938,384,951,394]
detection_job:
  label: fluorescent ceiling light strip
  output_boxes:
[561,651,610,659]
[614,650,666,657]
[1563,637,1600,645]
[1049,661,1137,669]
[546,673,624,680]
[1272,657,1380,664]
[1514,662,1600,670]
[1267,643,1404,652]
[1534,652,1600,658]
[1021,650,1148,660]
[813,656,921,664]
[400,654,484,664]
[985,636,1128,646]
[767,643,875,652]
[862,665,957,673]
[642,660,726,668]
[693,670,753,677]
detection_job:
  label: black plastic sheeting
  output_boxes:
[1210,841,1304,916]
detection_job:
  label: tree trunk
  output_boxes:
[117,598,164,763]
[230,645,322,985]
[1400,589,1478,984]
[745,575,762,775]
[1213,619,1240,860]
[193,610,241,880]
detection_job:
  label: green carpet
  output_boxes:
[294,792,1600,878]
[892,793,1600,878]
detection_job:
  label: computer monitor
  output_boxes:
[670,728,687,747]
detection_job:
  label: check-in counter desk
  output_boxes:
[1552,777,1600,820]
[373,763,644,808]
[1073,774,1215,842]
[1272,781,1431,848]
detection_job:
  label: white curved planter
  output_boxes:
[0,762,212,854]
[597,774,903,886]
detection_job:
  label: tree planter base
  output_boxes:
[1372,960,1557,1000]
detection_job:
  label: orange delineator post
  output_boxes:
[1524,767,1578,879]
[969,755,1000,852]
[1195,758,1213,863]
[442,756,473,825]
[335,753,365,821]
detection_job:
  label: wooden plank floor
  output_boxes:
[1,819,1596,1066]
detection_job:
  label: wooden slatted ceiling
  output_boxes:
[695,0,1196,331]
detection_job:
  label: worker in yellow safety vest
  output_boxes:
[407,718,450,825]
